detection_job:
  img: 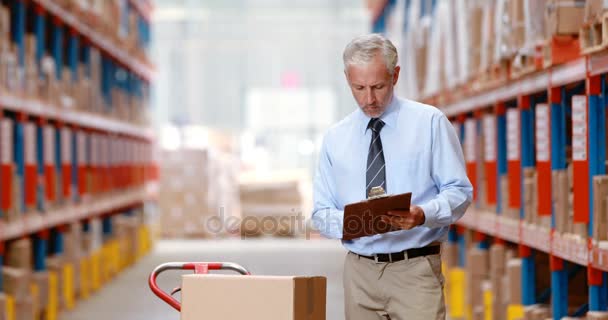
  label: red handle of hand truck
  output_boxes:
[148,262,250,312]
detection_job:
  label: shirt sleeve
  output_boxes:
[419,113,473,229]
[311,135,344,239]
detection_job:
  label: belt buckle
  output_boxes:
[373,254,393,263]
[373,254,380,263]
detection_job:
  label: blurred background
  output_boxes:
[3,0,607,319]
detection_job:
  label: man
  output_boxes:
[312,34,473,320]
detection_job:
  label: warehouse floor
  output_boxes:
[61,238,347,320]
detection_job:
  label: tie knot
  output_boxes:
[368,118,385,133]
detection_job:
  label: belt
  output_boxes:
[355,245,441,263]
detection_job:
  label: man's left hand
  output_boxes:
[382,205,426,230]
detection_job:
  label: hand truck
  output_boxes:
[148,262,250,312]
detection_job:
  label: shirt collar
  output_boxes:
[358,95,400,135]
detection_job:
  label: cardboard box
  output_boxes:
[32,272,49,309]
[585,0,608,23]
[500,175,516,218]
[524,168,537,224]
[552,170,570,233]
[45,256,66,310]
[490,244,507,320]
[0,292,6,320]
[466,248,488,312]
[490,244,506,271]
[15,296,36,320]
[180,275,326,320]
[2,266,31,300]
[442,242,458,269]
[506,259,522,305]
[546,0,586,36]
[468,247,489,275]
[593,175,608,240]
[7,238,33,269]
[510,0,527,50]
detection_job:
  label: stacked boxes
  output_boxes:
[490,244,507,320]
[0,1,155,319]
[400,0,593,98]
[159,148,239,238]
[239,173,306,238]
[552,169,571,233]
[523,168,538,225]
[159,148,210,238]
[545,0,586,36]
[465,248,488,320]
[505,259,523,309]
[593,175,608,242]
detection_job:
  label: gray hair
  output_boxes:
[343,34,398,75]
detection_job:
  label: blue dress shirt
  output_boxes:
[312,95,473,256]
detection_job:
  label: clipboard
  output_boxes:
[342,188,412,240]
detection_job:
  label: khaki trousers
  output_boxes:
[343,251,446,320]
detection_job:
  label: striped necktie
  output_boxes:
[366,118,386,197]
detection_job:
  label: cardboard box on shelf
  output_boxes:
[506,258,522,305]
[24,34,36,59]
[24,56,38,99]
[0,6,9,38]
[593,175,608,241]
[469,2,484,71]
[466,247,489,313]
[490,244,506,320]
[585,0,608,23]
[468,247,489,275]
[6,238,33,269]
[45,256,67,310]
[572,222,588,238]
[64,223,83,262]
[2,47,18,93]
[509,0,527,52]
[15,296,35,320]
[523,168,538,224]
[180,275,326,320]
[546,0,586,36]
[2,266,31,300]
[0,293,5,320]
[32,271,50,309]
[442,242,458,269]
[552,170,570,233]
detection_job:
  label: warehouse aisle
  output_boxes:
[61,238,347,320]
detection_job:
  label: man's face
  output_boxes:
[345,54,400,118]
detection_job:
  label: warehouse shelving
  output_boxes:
[0,93,154,140]
[0,182,158,242]
[439,58,586,117]
[435,50,608,319]
[372,0,608,318]
[32,0,154,82]
[0,0,156,318]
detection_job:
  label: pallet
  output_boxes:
[580,12,608,55]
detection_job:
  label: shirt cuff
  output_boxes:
[419,201,439,229]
